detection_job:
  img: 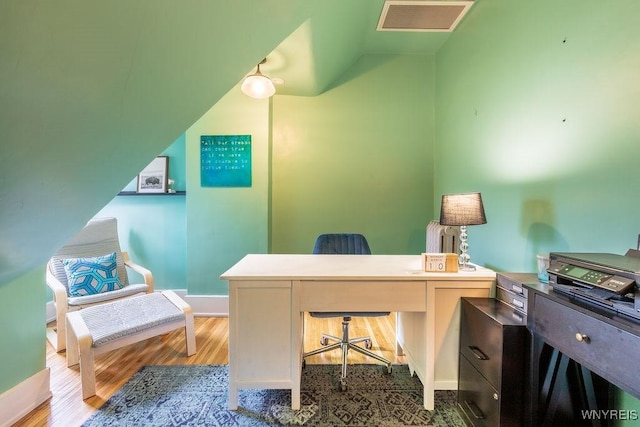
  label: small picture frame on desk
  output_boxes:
[137,156,168,193]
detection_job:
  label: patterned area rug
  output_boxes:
[82,364,465,426]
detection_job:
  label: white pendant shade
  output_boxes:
[241,72,276,99]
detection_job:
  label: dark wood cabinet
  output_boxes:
[458,297,529,426]
[458,273,640,426]
[527,285,640,426]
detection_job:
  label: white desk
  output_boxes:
[220,254,495,410]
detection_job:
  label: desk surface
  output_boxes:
[221,254,495,281]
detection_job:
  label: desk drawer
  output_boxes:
[532,294,640,396]
[299,280,426,312]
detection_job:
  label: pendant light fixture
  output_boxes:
[241,58,276,99]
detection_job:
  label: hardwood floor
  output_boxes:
[15,313,404,427]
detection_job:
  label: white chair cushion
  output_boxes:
[68,283,149,306]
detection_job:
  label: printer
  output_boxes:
[548,251,640,323]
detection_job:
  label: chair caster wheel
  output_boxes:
[364,339,372,349]
[339,380,347,392]
[320,337,329,346]
[387,365,392,374]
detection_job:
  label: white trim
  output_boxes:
[0,368,51,427]
[434,379,459,390]
[46,291,229,322]
[181,292,229,317]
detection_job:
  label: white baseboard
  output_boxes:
[0,368,51,427]
[173,291,229,317]
[46,290,229,322]
[434,380,459,390]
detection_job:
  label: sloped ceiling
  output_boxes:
[264,0,453,96]
[0,0,464,286]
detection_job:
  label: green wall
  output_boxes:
[90,54,437,296]
[0,0,317,396]
[434,0,640,420]
[185,87,270,295]
[96,135,187,291]
[0,268,46,391]
[435,0,640,273]
[272,54,436,255]
[77,90,270,298]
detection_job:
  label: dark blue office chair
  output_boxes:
[303,233,392,391]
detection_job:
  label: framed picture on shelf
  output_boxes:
[137,156,168,193]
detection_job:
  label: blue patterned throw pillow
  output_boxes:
[63,252,124,297]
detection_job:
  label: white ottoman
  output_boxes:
[66,290,196,399]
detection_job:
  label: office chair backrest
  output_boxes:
[312,233,371,255]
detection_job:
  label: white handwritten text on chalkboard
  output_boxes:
[200,135,252,187]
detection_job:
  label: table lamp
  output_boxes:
[439,192,487,271]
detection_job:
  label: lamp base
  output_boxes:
[457,225,476,271]
[459,263,477,271]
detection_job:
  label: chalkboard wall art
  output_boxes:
[200,135,252,187]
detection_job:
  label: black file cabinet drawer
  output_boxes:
[458,298,528,427]
[495,287,527,314]
[459,300,504,388]
[496,272,537,315]
[458,355,499,427]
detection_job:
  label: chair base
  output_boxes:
[303,317,392,391]
[46,325,64,353]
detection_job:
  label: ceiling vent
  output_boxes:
[377,0,474,32]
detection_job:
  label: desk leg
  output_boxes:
[228,285,238,410]
[395,312,405,356]
[228,382,238,410]
[292,386,301,410]
[424,284,436,410]
[291,284,302,410]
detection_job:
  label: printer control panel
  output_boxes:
[549,261,635,294]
